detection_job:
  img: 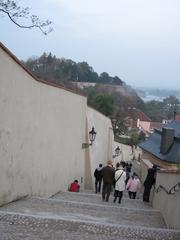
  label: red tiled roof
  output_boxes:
[175,114,180,121]
[127,108,151,122]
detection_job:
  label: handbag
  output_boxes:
[113,171,124,187]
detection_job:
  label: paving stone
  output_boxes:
[52,191,151,210]
[0,191,179,239]
[0,197,165,228]
[0,212,180,240]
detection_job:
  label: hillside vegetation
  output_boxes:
[23,53,180,127]
[24,52,123,86]
[23,53,145,116]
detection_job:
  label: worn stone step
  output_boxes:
[84,189,143,198]
[0,197,165,228]
[0,211,179,240]
[52,191,151,210]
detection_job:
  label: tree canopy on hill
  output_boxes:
[23,53,180,128]
[23,52,124,86]
[144,96,180,122]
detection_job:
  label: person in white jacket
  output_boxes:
[113,162,126,204]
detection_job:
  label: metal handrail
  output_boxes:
[155,182,180,195]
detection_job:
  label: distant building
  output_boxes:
[139,121,180,170]
[124,108,151,134]
[149,122,165,133]
[175,114,180,122]
[71,82,96,89]
[139,121,180,229]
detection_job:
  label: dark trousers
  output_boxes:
[102,182,112,202]
[113,190,123,203]
[143,187,151,202]
[95,178,102,193]
[128,191,136,199]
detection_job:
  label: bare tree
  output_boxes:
[0,0,53,34]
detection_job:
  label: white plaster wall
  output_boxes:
[0,46,87,205]
[86,107,114,189]
[113,142,132,166]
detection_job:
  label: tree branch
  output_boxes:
[0,1,53,35]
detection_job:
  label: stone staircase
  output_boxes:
[0,191,179,240]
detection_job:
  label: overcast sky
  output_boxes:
[1,0,180,89]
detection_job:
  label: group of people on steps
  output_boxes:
[94,160,157,203]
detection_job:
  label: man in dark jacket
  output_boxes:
[101,160,115,202]
[94,164,103,193]
[143,165,157,202]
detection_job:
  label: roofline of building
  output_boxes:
[139,145,179,164]
[0,41,87,99]
[153,129,180,142]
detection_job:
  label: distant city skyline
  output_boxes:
[1,0,180,89]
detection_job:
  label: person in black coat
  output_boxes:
[94,164,103,193]
[143,165,157,202]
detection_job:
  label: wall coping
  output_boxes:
[0,41,87,99]
[141,159,153,168]
[141,159,180,174]
[158,169,180,174]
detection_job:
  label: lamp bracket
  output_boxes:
[82,143,91,149]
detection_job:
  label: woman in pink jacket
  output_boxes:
[126,172,141,199]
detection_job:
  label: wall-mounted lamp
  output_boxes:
[82,127,97,149]
[113,146,121,158]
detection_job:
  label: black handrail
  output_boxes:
[155,182,180,195]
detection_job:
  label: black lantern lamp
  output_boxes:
[89,127,96,145]
[115,146,120,156]
[113,146,121,158]
[82,127,97,148]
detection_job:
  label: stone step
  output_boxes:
[0,197,165,229]
[84,189,143,198]
[81,189,143,198]
[52,191,151,210]
[0,211,179,240]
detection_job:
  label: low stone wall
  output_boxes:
[136,158,180,229]
[153,170,180,229]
